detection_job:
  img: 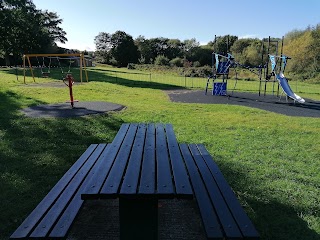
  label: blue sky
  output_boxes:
[32,0,320,51]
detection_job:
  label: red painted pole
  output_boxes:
[67,74,74,108]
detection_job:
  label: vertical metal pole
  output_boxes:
[82,55,89,82]
[27,56,35,82]
[67,74,75,108]
[80,53,83,83]
[23,55,26,84]
[226,35,229,54]
[259,41,264,96]
[277,36,285,96]
[264,37,271,96]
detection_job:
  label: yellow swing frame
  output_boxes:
[23,53,89,84]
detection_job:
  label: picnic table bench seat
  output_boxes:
[180,143,260,240]
[10,123,259,240]
[10,143,110,239]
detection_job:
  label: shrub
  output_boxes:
[193,61,201,67]
[127,63,136,69]
[169,57,184,67]
[154,55,170,66]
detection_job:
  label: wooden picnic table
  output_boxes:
[11,123,259,240]
[81,123,193,239]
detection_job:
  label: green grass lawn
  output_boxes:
[0,66,320,240]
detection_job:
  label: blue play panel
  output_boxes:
[213,82,227,96]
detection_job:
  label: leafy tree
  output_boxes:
[94,32,112,63]
[110,31,139,67]
[183,38,199,53]
[169,57,183,67]
[230,38,255,64]
[284,30,314,74]
[94,31,139,66]
[40,10,67,44]
[244,40,264,67]
[149,37,170,60]
[0,0,67,65]
[135,35,153,64]
[154,55,170,66]
[308,24,320,73]
[187,45,212,66]
[208,35,238,55]
[166,39,183,59]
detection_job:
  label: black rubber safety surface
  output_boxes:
[166,90,320,118]
[21,101,125,118]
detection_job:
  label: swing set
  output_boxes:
[23,53,89,84]
[23,53,89,108]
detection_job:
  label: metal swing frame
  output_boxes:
[23,53,89,84]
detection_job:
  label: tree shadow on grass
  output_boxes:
[6,67,185,91]
[213,155,320,240]
[0,90,124,239]
[87,68,183,90]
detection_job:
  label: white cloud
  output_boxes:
[238,34,260,39]
[199,41,209,46]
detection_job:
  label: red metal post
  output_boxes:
[66,74,75,108]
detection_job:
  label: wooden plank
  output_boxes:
[120,124,147,195]
[179,143,224,239]
[81,124,130,199]
[156,124,174,196]
[165,124,193,197]
[49,144,111,238]
[100,124,138,196]
[10,144,98,239]
[29,144,106,238]
[138,124,156,194]
[196,144,260,239]
[188,144,242,239]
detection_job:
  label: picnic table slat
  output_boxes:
[156,124,174,196]
[138,124,156,194]
[82,124,130,198]
[100,124,138,196]
[120,124,147,195]
[165,124,193,197]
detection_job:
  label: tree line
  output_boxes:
[95,26,320,80]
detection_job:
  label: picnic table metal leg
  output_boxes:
[119,197,158,240]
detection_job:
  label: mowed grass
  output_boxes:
[0,66,320,240]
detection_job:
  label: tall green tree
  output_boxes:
[135,35,153,64]
[94,32,112,63]
[110,31,139,67]
[0,0,67,65]
[309,24,320,73]
[208,35,238,55]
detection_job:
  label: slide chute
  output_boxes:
[276,72,305,103]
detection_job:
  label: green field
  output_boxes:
[0,66,319,240]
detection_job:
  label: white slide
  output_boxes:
[276,73,305,103]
